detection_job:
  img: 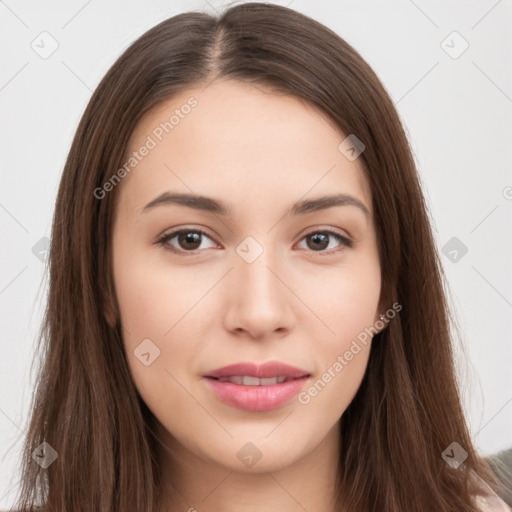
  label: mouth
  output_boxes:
[202,362,311,411]
[204,361,310,380]
[208,375,299,385]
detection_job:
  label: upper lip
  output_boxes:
[204,362,310,379]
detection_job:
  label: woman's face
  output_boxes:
[111,79,384,474]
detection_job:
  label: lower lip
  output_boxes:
[203,377,309,411]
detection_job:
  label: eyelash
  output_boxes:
[155,228,353,256]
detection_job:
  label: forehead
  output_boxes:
[119,79,372,217]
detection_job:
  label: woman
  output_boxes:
[12,3,510,511]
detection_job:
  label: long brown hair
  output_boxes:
[13,3,502,511]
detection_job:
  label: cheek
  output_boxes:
[300,254,380,402]
[112,241,200,341]
[308,252,381,343]
[112,241,210,409]
[297,345,370,432]
[297,276,378,418]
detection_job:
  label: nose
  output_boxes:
[223,244,294,340]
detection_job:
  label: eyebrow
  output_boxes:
[142,192,370,218]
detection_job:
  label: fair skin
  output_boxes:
[111,79,387,512]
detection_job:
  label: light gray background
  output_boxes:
[1,0,511,508]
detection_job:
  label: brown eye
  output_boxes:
[306,232,330,251]
[176,231,202,250]
[298,230,352,254]
[157,229,216,254]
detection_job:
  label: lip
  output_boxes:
[202,361,311,412]
[203,377,310,411]
[204,362,310,380]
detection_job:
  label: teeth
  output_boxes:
[259,377,278,386]
[218,376,243,384]
[217,376,289,385]
[243,376,262,386]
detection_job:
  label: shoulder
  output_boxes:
[473,493,511,511]
[469,455,512,511]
